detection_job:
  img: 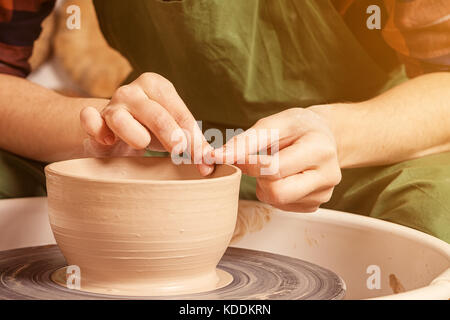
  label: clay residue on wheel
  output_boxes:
[0,245,346,300]
[11,263,30,279]
[231,202,272,244]
[304,228,319,247]
[389,274,405,294]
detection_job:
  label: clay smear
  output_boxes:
[231,201,272,244]
[389,274,406,294]
[45,157,241,296]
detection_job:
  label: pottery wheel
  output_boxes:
[0,245,345,300]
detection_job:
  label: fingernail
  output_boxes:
[203,149,214,165]
[200,165,214,176]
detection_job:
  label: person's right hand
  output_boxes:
[80,73,214,176]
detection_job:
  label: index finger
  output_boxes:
[213,126,280,165]
[136,73,213,169]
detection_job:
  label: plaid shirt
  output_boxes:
[382,0,450,77]
[0,0,448,79]
[0,0,55,77]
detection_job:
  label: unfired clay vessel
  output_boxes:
[45,157,241,296]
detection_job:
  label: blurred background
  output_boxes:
[28,0,131,98]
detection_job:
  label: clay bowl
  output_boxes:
[45,157,241,296]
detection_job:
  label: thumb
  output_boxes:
[80,106,115,145]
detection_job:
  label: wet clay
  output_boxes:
[231,202,272,244]
[45,157,241,296]
[389,274,406,294]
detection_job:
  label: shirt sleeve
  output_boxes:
[382,0,450,77]
[0,0,55,77]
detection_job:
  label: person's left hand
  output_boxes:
[213,108,342,212]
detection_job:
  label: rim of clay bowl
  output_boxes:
[44,157,241,185]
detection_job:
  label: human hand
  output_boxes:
[79,73,214,175]
[214,108,342,212]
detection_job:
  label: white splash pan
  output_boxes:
[0,197,449,299]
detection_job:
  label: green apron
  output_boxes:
[2,0,448,242]
[0,150,46,198]
[91,0,449,242]
[95,0,397,129]
[93,0,402,196]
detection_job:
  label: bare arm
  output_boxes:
[0,73,214,175]
[310,72,450,168]
[0,74,107,162]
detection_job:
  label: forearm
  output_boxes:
[0,74,108,162]
[309,72,450,168]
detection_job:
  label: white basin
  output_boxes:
[0,197,449,299]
